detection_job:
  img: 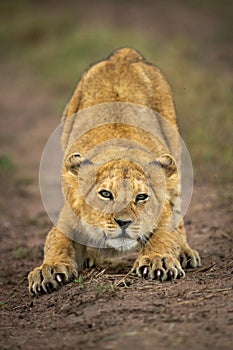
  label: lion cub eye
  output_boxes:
[135,193,149,203]
[98,190,114,200]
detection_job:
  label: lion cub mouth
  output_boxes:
[106,236,138,252]
[104,229,138,252]
[113,229,131,239]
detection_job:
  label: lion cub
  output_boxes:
[28,48,201,294]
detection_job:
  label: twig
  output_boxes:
[221,260,233,269]
[194,260,233,274]
[115,270,133,288]
[191,263,217,274]
[220,232,233,241]
[95,269,106,278]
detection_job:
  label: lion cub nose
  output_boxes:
[114,219,132,229]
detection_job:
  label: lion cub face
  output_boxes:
[93,159,155,252]
[63,154,175,252]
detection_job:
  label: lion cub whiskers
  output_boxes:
[70,159,157,251]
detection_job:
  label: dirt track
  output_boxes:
[0,173,232,349]
[0,1,232,349]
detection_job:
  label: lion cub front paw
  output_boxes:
[28,262,78,295]
[132,254,185,281]
[179,246,201,269]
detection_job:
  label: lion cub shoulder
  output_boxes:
[61,48,177,151]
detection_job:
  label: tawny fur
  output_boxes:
[28,48,201,295]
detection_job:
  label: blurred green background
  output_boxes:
[0,0,232,192]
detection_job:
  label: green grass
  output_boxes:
[12,247,33,260]
[0,1,232,184]
[0,155,15,172]
[74,275,83,284]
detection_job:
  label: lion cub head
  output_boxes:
[62,153,177,252]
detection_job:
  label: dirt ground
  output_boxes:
[0,1,232,350]
[1,174,233,350]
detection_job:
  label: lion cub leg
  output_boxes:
[132,222,201,281]
[28,227,84,295]
[177,221,201,270]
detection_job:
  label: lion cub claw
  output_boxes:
[132,254,185,282]
[132,245,201,282]
[28,262,78,295]
[179,247,201,269]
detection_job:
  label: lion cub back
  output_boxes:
[61,48,177,150]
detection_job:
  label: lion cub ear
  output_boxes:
[157,154,177,178]
[65,153,85,175]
